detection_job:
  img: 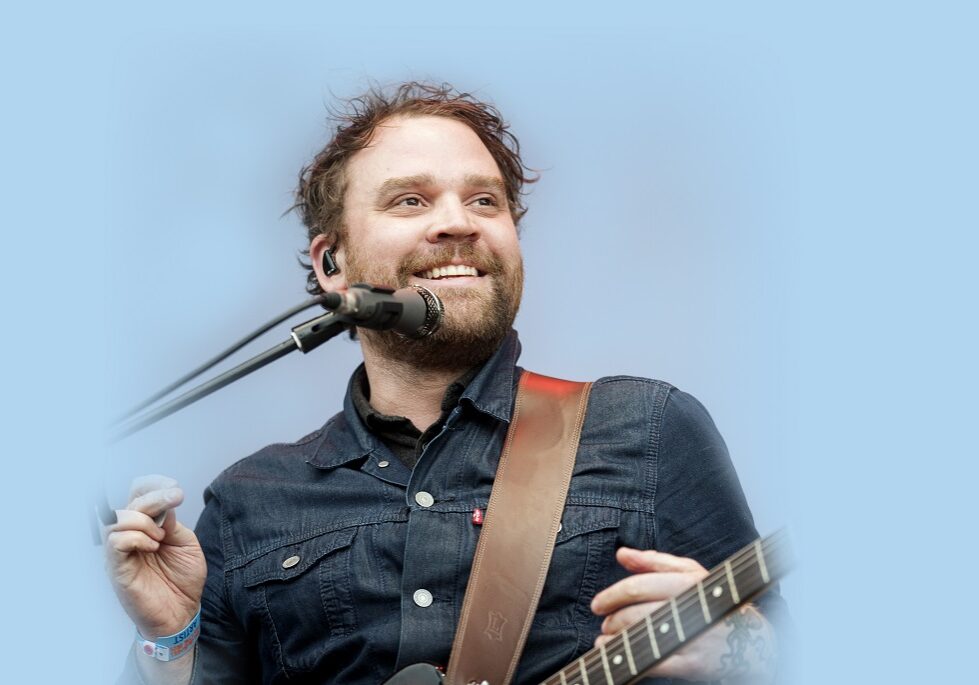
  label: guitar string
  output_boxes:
[545,533,786,685]
[559,533,786,684]
[543,534,782,685]
[540,533,787,685]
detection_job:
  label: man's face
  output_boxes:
[319,115,524,370]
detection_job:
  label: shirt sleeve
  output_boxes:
[191,486,260,685]
[653,388,793,672]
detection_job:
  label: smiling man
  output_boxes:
[308,113,526,429]
[107,83,786,685]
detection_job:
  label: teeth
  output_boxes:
[418,264,479,280]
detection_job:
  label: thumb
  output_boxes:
[160,508,197,546]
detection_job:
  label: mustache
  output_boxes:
[399,244,503,277]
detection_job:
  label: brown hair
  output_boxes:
[294,82,537,296]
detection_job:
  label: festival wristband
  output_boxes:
[136,608,201,662]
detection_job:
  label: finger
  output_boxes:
[128,475,180,501]
[600,601,663,635]
[106,530,161,558]
[127,487,184,522]
[112,509,166,542]
[592,572,699,615]
[616,547,705,574]
[157,507,202,548]
[161,507,177,532]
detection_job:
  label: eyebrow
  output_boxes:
[374,173,507,198]
[463,174,507,195]
[376,174,436,198]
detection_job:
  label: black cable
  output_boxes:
[112,295,327,425]
[109,339,300,443]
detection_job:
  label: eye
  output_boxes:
[396,196,423,207]
[472,196,499,207]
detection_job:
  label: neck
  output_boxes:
[360,340,470,432]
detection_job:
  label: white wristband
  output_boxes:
[136,608,201,662]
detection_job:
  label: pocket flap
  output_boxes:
[554,505,621,545]
[242,527,357,587]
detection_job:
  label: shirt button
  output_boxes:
[413,589,434,607]
[378,460,390,468]
[282,555,300,569]
[414,491,435,508]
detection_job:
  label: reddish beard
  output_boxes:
[341,242,523,371]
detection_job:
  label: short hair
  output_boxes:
[293,82,537,296]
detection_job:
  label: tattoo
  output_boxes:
[717,608,776,684]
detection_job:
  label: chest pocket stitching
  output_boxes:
[554,506,621,545]
[242,527,356,587]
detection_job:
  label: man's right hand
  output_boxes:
[105,475,207,640]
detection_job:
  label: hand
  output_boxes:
[591,547,776,683]
[105,475,207,639]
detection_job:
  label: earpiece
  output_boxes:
[322,247,340,277]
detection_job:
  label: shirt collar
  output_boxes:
[458,329,521,423]
[306,329,522,470]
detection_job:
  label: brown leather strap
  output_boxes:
[445,371,592,685]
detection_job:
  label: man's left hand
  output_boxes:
[591,547,776,683]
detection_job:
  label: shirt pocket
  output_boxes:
[532,504,623,630]
[241,527,358,673]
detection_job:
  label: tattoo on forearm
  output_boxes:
[717,609,776,683]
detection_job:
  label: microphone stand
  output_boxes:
[108,311,348,443]
[94,311,348,540]
[95,283,441,540]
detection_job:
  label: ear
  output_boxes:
[310,234,348,293]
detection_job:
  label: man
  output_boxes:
[107,83,785,684]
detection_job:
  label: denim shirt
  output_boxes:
[190,331,783,684]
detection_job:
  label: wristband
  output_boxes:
[136,608,201,662]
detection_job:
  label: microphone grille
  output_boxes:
[409,285,444,338]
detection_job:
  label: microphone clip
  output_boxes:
[321,283,443,339]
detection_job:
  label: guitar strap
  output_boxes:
[444,371,592,685]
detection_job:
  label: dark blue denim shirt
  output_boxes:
[190,331,783,684]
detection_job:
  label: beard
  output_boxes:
[342,241,523,371]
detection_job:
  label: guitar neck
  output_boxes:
[540,530,791,685]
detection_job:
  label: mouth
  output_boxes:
[412,264,484,281]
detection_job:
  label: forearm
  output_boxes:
[714,606,778,685]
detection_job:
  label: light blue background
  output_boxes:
[2,2,975,683]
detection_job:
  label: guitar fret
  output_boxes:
[622,629,637,675]
[696,581,712,623]
[669,598,686,642]
[599,643,613,685]
[644,613,661,658]
[755,539,770,583]
[533,533,790,685]
[724,559,741,604]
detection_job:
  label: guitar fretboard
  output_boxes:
[540,530,790,685]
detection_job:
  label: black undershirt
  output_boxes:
[350,365,479,469]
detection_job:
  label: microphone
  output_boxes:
[320,283,444,338]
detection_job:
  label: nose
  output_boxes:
[425,197,479,244]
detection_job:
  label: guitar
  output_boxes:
[382,530,792,685]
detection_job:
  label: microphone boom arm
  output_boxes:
[109,312,347,443]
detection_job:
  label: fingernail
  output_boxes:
[164,489,180,502]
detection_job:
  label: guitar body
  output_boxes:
[381,663,444,685]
